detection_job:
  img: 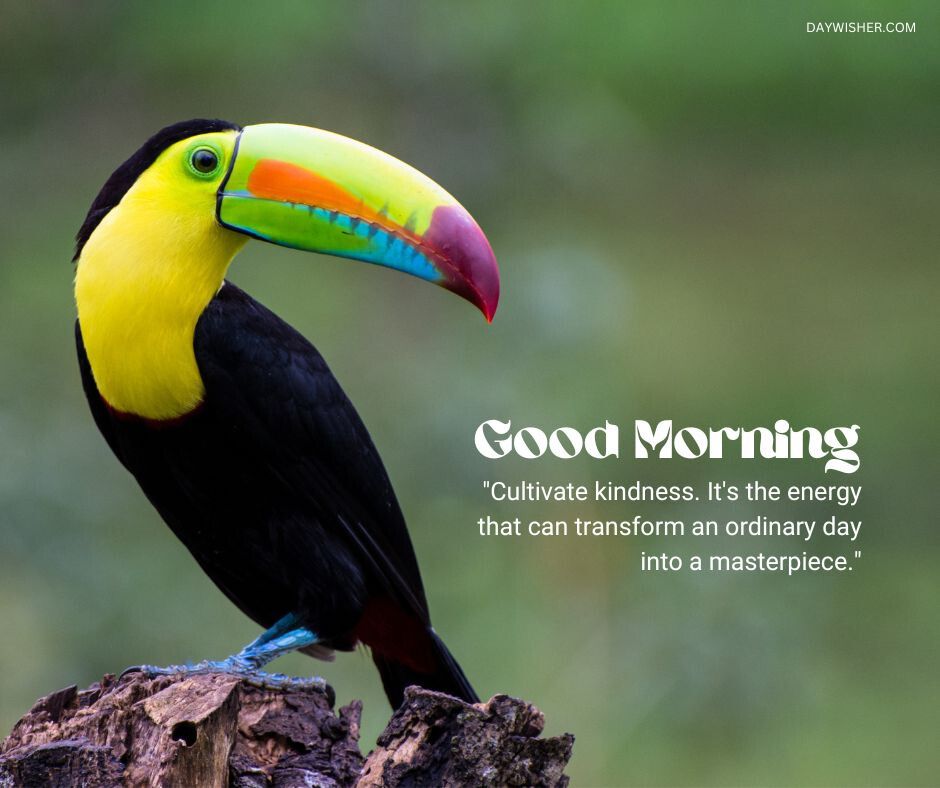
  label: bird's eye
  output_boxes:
[189,147,220,176]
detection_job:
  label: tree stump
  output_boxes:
[0,672,573,786]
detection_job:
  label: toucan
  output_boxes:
[73,119,499,708]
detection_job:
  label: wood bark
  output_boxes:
[0,672,573,786]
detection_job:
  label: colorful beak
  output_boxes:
[217,123,499,320]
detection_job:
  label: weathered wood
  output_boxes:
[0,673,573,786]
[360,688,573,787]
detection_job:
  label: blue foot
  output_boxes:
[121,614,322,690]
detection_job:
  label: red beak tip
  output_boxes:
[425,205,500,323]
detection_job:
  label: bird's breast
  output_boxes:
[78,306,208,421]
[74,231,233,420]
[76,292,209,420]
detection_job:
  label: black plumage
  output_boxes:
[76,282,477,707]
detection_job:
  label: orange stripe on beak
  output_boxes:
[246,159,411,240]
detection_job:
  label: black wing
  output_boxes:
[193,282,430,624]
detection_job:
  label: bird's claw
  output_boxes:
[120,659,254,678]
[119,663,163,679]
[117,619,325,692]
[119,661,327,692]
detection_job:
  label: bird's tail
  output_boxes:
[372,629,479,709]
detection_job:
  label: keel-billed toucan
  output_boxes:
[73,119,499,708]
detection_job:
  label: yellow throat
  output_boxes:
[74,132,246,421]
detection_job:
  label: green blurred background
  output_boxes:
[1,2,937,785]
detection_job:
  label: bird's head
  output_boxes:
[75,119,499,321]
